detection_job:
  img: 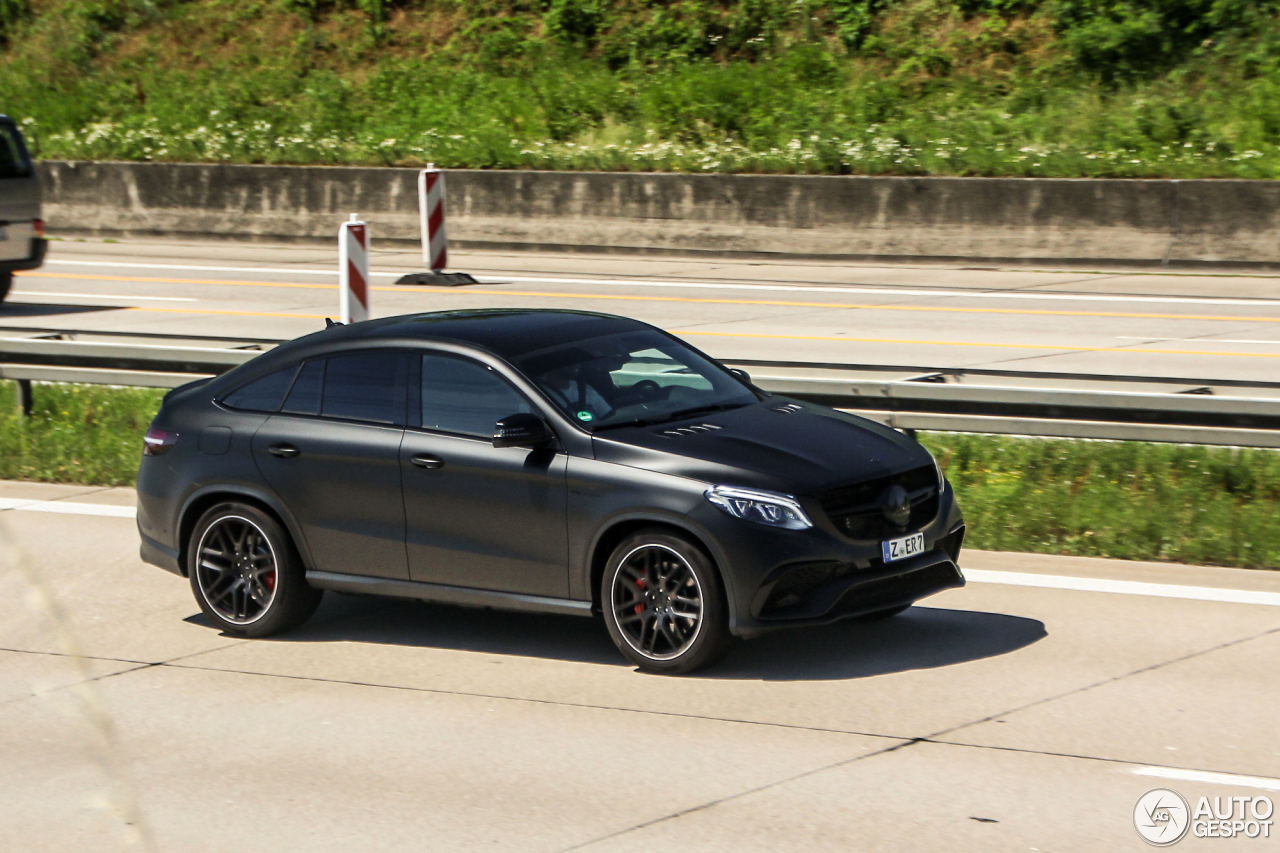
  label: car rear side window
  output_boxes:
[281,359,324,415]
[321,351,407,425]
[0,125,32,180]
[222,365,299,412]
[421,353,531,437]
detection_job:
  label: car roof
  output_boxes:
[293,309,655,361]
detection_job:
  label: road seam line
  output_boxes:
[927,625,1280,741]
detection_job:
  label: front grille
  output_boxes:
[820,464,939,541]
[830,561,961,619]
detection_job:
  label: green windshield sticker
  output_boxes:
[576,411,594,422]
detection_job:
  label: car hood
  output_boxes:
[590,399,933,496]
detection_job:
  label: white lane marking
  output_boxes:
[1134,766,1280,792]
[964,569,1280,607]
[11,290,197,302]
[0,498,137,518]
[41,259,1280,309]
[1118,336,1280,345]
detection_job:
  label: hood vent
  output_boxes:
[658,423,723,438]
[771,403,803,414]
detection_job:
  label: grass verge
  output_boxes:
[0,381,165,487]
[4,0,1280,178]
[2,380,1276,569]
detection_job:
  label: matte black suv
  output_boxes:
[0,116,46,302]
[138,310,965,673]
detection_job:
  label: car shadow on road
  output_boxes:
[713,606,1046,681]
[0,302,125,317]
[233,593,1045,681]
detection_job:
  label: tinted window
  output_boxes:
[0,125,32,180]
[421,354,531,437]
[282,360,324,415]
[222,365,299,412]
[321,352,407,424]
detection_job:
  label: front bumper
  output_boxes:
[0,237,47,273]
[696,483,965,637]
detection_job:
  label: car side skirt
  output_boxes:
[307,571,595,618]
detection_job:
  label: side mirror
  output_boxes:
[727,367,751,384]
[493,412,554,449]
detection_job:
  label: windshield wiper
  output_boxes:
[660,402,750,423]
[593,402,750,432]
[593,417,662,431]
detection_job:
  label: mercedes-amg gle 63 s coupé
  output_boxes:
[138,310,965,673]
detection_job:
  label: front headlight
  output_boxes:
[705,485,813,530]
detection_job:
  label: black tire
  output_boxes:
[601,528,735,674]
[187,502,321,637]
[0,272,12,303]
[854,604,911,622]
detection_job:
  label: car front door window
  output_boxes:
[402,352,568,595]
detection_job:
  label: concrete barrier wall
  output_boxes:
[35,160,1280,265]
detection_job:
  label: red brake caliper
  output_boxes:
[263,571,277,592]
[634,577,646,614]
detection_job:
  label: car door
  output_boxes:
[401,351,569,597]
[251,350,410,579]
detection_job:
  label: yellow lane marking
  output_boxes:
[128,307,330,319]
[673,329,1280,358]
[21,272,1280,325]
[26,272,333,290]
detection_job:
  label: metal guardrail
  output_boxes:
[3,326,1280,448]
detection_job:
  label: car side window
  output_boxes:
[420,353,532,438]
[222,365,300,413]
[281,359,324,415]
[321,351,408,425]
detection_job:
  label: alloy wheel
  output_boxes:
[610,544,704,661]
[195,516,278,624]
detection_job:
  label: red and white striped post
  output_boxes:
[339,213,370,324]
[419,164,447,272]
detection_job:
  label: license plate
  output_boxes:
[882,532,925,563]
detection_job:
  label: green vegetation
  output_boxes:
[922,432,1280,569]
[0,381,165,486]
[2,380,1278,568]
[2,0,1279,177]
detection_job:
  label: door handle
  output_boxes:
[268,443,300,458]
[410,453,444,469]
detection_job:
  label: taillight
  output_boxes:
[143,425,179,456]
[33,219,45,238]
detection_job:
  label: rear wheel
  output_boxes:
[187,502,321,637]
[601,528,735,674]
[0,272,12,303]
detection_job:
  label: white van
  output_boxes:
[0,116,46,302]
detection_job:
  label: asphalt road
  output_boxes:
[7,237,1280,382]
[3,480,1279,851]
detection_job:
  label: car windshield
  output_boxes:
[513,329,758,431]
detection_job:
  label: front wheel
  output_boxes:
[601,528,735,674]
[187,502,322,637]
[0,272,12,303]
